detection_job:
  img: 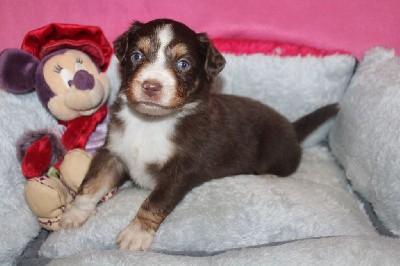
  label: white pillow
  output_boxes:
[330,47,400,236]
[215,53,356,147]
[40,146,376,259]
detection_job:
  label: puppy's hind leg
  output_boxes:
[59,148,127,229]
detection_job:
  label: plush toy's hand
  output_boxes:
[21,136,53,179]
[17,129,65,179]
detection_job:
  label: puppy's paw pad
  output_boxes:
[59,205,95,229]
[116,221,154,251]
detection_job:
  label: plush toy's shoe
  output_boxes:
[25,149,117,231]
[24,149,92,231]
[24,175,73,231]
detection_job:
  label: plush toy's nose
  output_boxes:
[71,70,95,90]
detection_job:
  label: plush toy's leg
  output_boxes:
[24,175,73,231]
[59,148,127,229]
[59,148,93,192]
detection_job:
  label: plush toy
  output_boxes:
[0,23,114,230]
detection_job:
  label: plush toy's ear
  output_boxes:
[197,33,226,80]
[113,21,143,62]
[0,49,39,93]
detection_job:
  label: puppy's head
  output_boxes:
[114,19,225,116]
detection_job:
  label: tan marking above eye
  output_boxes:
[137,37,152,54]
[171,43,189,59]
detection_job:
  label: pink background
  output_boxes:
[1,0,399,58]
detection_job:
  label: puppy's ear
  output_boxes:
[113,21,143,62]
[198,33,226,80]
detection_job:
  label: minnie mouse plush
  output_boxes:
[0,23,114,230]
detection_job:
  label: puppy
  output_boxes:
[59,19,339,251]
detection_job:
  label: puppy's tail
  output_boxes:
[293,103,339,142]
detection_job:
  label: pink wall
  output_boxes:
[1,0,399,58]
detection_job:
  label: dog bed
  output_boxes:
[2,35,399,265]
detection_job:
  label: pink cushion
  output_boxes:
[0,0,399,59]
[213,39,348,57]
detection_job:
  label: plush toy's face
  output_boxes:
[43,50,110,120]
[0,48,111,121]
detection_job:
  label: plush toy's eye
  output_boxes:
[53,64,63,73]
[59,68,74,89]
[75,58,86,71]
[131,51,143,63]
[177,58,191,72]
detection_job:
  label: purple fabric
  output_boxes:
[85,112,109,154]
[72,70,95,90]
[34,50,70,109]
[0,49,38,93]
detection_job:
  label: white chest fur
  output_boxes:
[107,103,179,190]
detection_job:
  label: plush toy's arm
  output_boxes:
[17,129,66,179]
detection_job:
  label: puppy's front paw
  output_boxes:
[117,218,155,251]
[59,202,96,229]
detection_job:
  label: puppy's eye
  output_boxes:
[177,59,190,71]
[131,51,143,63]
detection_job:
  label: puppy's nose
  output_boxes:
[142,80,162,97]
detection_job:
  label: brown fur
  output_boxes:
[79,147,128,196]
[136,198,165,232]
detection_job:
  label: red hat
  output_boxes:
[21,23,113,71]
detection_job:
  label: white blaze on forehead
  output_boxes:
[138,24,174,80]
[134,24,176,106]
[156,24,174,67]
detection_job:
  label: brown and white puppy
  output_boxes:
[59,19,339,251]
